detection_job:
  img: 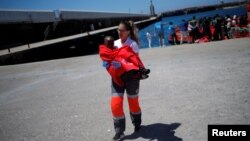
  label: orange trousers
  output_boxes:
[111,96,141,118]
[110,73,142,133]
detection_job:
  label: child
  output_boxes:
[99,36,150,86]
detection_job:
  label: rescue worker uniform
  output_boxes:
[99,37,142,139]
[112,37,142,137]
[99,38,143,135]
[111,73,141,134]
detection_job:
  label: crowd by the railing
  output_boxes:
[168,14,250,45]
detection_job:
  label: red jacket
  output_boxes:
[99,45,144,86]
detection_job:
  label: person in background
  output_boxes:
[189,16,199,43]
[187,21,193,43]
[232,15,237,27]
[168,21,177,45]
[204,17,212,40]
[154,22,165,47]
[225,17,232,39]
[179,19,188,44]
[239,14,248,27]
[214,14,223,40]
[146,32,152,48]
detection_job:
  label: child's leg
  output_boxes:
[128,55,145,68]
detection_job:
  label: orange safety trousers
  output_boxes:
[111,96,141,118]
[110,74,141,133]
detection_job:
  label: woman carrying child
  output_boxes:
[99,21,149,140]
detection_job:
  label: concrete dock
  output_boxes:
[0,38,250,141]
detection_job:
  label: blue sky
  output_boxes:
[0,0,241,14]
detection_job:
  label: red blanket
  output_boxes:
[99,45,144,86]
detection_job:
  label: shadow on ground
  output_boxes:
[123,123,182,141]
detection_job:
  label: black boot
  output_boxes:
[130,113,141,132]
[112,132,125,141]
[139,68,150,80]
[140,68,150,75]
[113,118,125,141]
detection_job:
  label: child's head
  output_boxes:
[104,36,114,49]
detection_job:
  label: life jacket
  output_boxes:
[99,45,144,86]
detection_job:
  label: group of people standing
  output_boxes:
[185,14,248,43]
[146,14,249,47]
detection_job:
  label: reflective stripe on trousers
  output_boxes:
[111,74,141,133]
[111,78,141,119]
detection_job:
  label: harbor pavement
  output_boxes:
[0,38,249,141]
